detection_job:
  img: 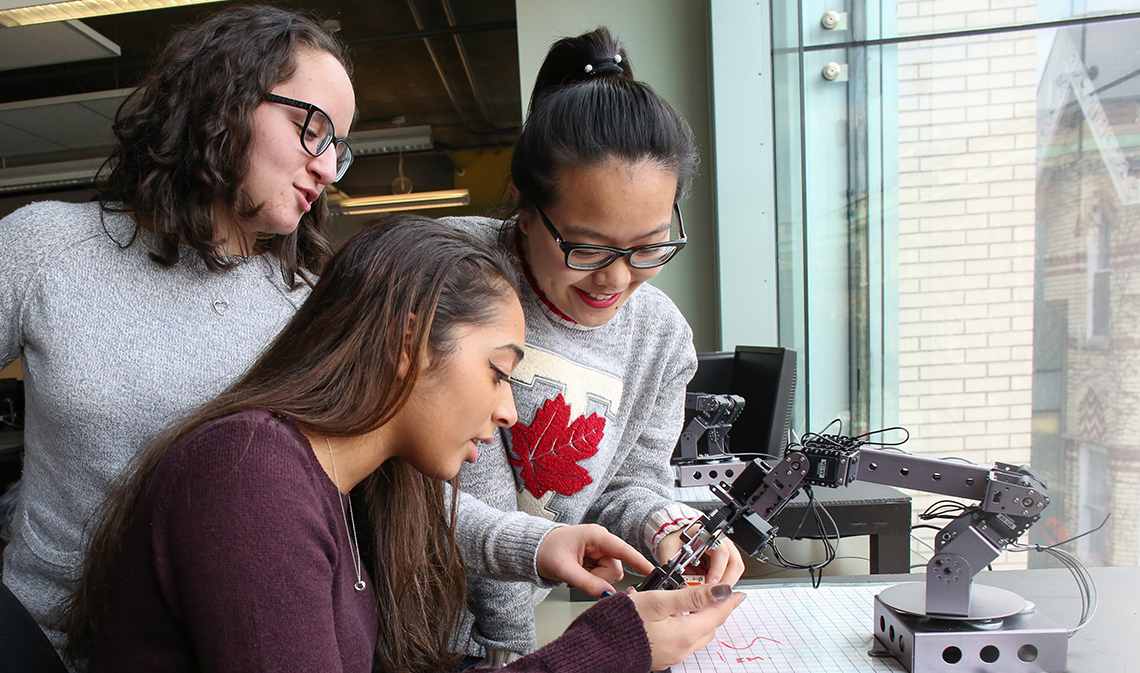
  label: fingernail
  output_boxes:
[711,584,733,601]
[601,590,614,598]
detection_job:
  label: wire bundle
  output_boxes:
[1007,514,1107,636]
[766,485,840,587]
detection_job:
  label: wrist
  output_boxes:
[534,523,568,585]
[646,504,703,555]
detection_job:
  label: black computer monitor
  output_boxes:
[676,346,797,460]
[688,351,734,394]
[729,346,797,458]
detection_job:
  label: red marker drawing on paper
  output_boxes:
[720,636,782,650]
[713,635,783,666]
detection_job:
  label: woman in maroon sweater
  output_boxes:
[60,216,742,673]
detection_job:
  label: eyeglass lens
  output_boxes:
[565,208,683,270]
[303,109,353,180]
[567,245,679,270]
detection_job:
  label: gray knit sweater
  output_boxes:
[443,216,702,658]
[0,200,310,650]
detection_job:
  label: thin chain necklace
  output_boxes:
[326,438,366,592]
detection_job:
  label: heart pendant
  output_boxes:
[213,300,229,316]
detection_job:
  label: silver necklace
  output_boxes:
[326,438,366,591]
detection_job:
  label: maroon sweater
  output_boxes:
[88,411,652,672]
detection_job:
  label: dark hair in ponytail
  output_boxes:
[511,26,697,210]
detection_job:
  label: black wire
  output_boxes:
[919,500,975,521]
[811,419,843,438]
[1005,519,1105,635]
[764,486,840,588]
[1033,513,1111,550]
[852,426,911,446]
[789,489,817,539]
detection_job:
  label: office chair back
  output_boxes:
[0,581,69,673]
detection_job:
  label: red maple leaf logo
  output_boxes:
[508,394,606,498]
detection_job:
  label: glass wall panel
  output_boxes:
[797,0,1140,44]
[772,0,1140,570]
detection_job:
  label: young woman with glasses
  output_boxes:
[60,216,744,673]
[0,6,356,651]
[447,27,747,667]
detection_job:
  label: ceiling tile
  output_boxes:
[0,20,119,70]
[0,120,67,156]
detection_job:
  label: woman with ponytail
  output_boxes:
[447,27,746,666]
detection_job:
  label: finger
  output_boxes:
[704,546,730,585]
[588,534,655,575]
[588,556,625,583]
[638,590,743,670]
[558,563,617,597]
[640,583,730,620]
[689,630,717,655]
[676,590,745,634]
[722,545,746,586]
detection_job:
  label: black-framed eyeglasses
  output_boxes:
[264,93,353,182]
[534,203,687,271]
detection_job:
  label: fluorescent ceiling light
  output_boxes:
[330,189,469,216]
[0,156,103,193]
[348,126,433,157]
[0,0,229,27]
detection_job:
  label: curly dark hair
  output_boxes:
[98,5,352,287]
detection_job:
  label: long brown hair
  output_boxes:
[62,215,522,672]
[99,6,352,286]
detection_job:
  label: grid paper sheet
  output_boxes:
[676,584,907,673]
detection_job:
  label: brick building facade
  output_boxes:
[893,6,1138,568]
[1036,21,1140,566]
[895,0,1037,569]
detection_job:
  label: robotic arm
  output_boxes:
[675,393,745,460]
[800,437,1048,616]
[647,430,1074,673]
[643,435,1050,619]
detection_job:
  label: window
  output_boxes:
[762,0,1140,569]
[1087,215,1110,341]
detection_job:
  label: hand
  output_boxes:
[656,526,746,586]
[536,524,655,596]
[628,583,745,670]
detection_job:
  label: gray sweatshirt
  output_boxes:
[0,200,310,650]
[443,217,702,658]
